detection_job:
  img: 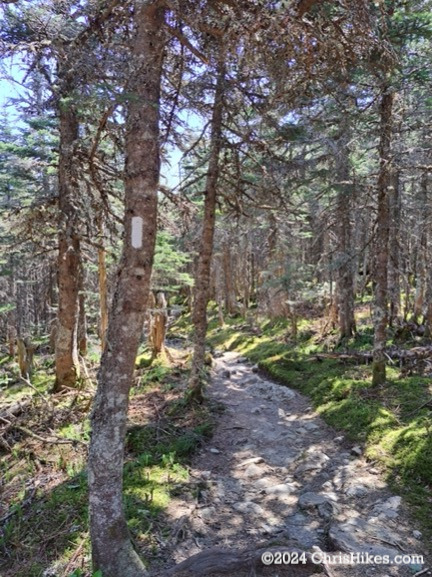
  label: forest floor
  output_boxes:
[151,349,431,577]
[1,310,432,577]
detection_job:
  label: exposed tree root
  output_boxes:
[166,546,329,577]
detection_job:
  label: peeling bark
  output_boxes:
[88,3,164,576]
[54,84,81,392]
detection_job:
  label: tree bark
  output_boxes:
[54,83,81,392]
[189,53,225,401]
[222,239,236,314]
[88,3,164,577]
[78,255,87,356]
[149,292,168,358]
[372,88,394,385]
[335,129,356,340]
[388,170,401,326]
[98,221,109,353]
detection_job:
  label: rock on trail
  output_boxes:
[157,352,429,577]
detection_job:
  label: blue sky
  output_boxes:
[0,60,186,188]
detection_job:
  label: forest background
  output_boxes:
[1,1,432,577]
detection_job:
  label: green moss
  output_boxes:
[206,313,432,539]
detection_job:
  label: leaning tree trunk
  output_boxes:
[53,82,81,392]
[189,54,225,402]
[88,4,164,577]
[372,88,395,385]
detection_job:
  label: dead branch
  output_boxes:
[405,397,432,417]
[0,399,31,420]
[0,417,87,447]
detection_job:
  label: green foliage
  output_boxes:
[1,357,213,576]
[69,570,102,577]
[152,230,193,292]
[206,313,432,539]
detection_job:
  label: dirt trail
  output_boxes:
[155,352,430,577]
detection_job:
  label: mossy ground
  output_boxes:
[0,345,213,577]
[2,312,432,575]
[201,312,432,541]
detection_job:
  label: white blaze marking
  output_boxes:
[131,216,143,248]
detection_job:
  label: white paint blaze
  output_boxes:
[131,216,143,248]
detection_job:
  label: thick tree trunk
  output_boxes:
[189,55,225,401]
[54,89,81,392]
[372,89,394,385]
[88,4,164,577]
[335,130,356,340]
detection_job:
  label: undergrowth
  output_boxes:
[202,312,432,541]
[0,349,213,577]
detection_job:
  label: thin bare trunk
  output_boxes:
[372,89,394,385]
[98,222,108,353]
[149,292,167,358]
[222,240,236,314]
[335,130,356,340]
[78,257,87,356]
[88,4,164,577]
[388,170,401,326]
[189,53,225,401]
[17,337,35,380]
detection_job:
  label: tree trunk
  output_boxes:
[88,4,164,577]
[7,255,16,357]
[222,239,236,314]
[149,292,167,358]
[17,337,35,380]
[189,53,225,402]
[372,89,394,385]
[388,170,401,326]
[423,171,432,337]
[335,129,356,340]
[78,256,87,356]
[98,221,109,353]
[54,81,81,392]
[413,169,428,324]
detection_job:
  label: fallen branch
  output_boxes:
[413,568,430,577]
[0,486,36,525]
[0,399,31,419]
[61,534,88,577]
[19,376,51,406]
[405,397,432,417]
[0,417,87,447]
[314,346,432,365]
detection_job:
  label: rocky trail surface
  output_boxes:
[154,352,430,577]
